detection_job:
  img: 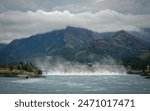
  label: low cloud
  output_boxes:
[0,9,150,43]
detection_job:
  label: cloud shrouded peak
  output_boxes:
[0,9,150,43]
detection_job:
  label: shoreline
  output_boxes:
[0,62,43,79]
[0,73,44,78]
[0,68,150,79]
[0,71,150,79]
[0,70,43,79]
[128,70,150,79]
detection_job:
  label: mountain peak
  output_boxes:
[66,26,76,29]
[117,30,128,34]
[65,26,92,32]
[66,26,81,31]
[114,30,134,39]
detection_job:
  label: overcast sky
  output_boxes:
[0,0,150,43]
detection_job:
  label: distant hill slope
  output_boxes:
[130,28,150,43]
[0,26,101,63]
[74,30,149,62]
[0,26,149,65]
[0,43,7,49]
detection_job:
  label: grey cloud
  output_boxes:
[0,10,150,43]
[0,0,150,14]
[0,0,89,12]
[0,0,37,12]
[52,0,150,14]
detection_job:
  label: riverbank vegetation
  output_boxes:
[122,57,150,78]
[0,62,42,78]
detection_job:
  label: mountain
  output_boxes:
[0,44,6,49]
[0,26,149,66]
[129,28,150,43]
[100,31,116,39]
[74,30,149,62]
[110,30,149,58]
[0,26,101,63]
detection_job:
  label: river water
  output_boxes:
[0,74,150,94]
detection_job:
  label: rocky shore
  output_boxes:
[128,70,150,79]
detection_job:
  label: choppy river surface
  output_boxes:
[0,74,150,94]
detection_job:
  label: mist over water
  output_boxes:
[35,56,127,75]
[44,64,127,75]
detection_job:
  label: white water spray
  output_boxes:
[35,56,127,75]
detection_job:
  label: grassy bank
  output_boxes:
[0,63,42,78]
[0,69,40,77]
